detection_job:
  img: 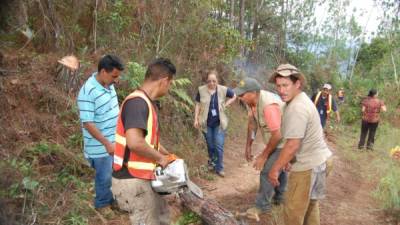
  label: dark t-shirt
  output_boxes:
[195,88,234,128]
[112,97,153,179]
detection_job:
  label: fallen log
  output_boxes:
[179,191,247,225]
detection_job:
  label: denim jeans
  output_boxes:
[203,126,225,173]
[87,155,114,208]
[319,113,327,128]
[255,148,288,211]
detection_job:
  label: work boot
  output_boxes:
[216,170,225,177]
[272,197,284,206]
[207,160,215,171]
[96,206,116,219]
[245,207,262,221]
[110,201,126,214]
[207,164,214,171]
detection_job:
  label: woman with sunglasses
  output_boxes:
[194,70,237,177]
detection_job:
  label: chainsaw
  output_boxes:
[151,158,203,199]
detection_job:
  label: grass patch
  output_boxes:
[0,139,95,225]
[336,123,400,220]
[63,211,89,225]
[173,210,202,225]
[373,164,400,220]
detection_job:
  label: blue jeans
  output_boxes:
[319,113,327,128]
[203,126,225,173]
[255,148,288,211]
[87,155,114,208]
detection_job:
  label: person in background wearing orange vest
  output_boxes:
[311,83,340,128]
[112,58,176,225]
[77,55,124,217]
[337,88,345,105]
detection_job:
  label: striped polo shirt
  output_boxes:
[77,72,119,159]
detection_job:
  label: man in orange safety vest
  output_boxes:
[111,58,176,225]
[311,83,340,128]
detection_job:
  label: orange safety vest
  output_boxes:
[314,91,332,114]
[113,90,159,180]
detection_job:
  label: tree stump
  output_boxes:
[56,55,81,94]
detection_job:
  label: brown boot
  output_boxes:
[245,207,262,221]
[96,206,116,219]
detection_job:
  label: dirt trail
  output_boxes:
[196,132,391,225]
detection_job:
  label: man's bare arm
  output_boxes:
[83,122,114,154]
[125,128,169,167]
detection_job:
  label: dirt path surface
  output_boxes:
[194,133,391,225]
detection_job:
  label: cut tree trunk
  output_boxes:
[56,56,81,94]
[179,192,246,225]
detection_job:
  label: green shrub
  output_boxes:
[174,211,201,225]
[28,141,61,156]
[57,169,89,190]
[22,177,39,192]
[119,59,194,115]
[63,211,89,225]
[125,60,146,90]
[168,77,194,115]
[67,133,83,149]
[373,163,400,219]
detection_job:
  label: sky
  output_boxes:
[315,0,384,41]
[348,0,382,39]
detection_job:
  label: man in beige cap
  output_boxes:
[233,77,287,219]
[268,64,332,225]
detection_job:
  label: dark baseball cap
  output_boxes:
[233,77,261,96]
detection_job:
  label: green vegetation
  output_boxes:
[336,124,400,219]
[0,140,94,224]
[375,165,400,220]
[174,211,202,225]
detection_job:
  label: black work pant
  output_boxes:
[358,120,379,149]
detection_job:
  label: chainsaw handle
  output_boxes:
[167,154,179,163]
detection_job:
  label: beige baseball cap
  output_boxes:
[323,83,332,90]
[269,63,305,84]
